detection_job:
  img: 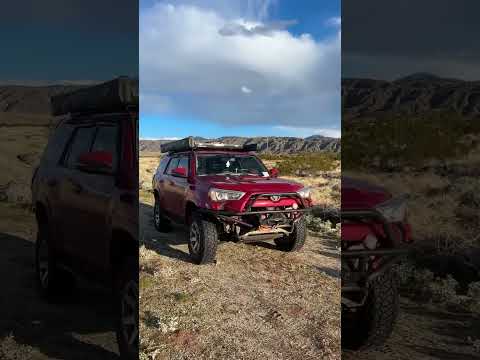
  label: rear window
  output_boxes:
[63,127,96,168]
[165,157,180,174]
[177,156,189,173]
[91,125,119,171]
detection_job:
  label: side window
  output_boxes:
[91,125,119,171]
[42,123,74,166]
[63,127,96,168]
[157,156,170,175]
[165,157,179,175]
[178,156,189,174]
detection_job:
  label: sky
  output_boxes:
[342,0,480,81]
[139,0,341,139]
[0,0,138,83]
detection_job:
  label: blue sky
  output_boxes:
[0,1,138,83]
[140,0,341,139]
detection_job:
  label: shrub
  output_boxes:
[343,112,480,170]
[260,152,338,175]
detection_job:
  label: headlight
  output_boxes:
[208,188,245,201]
[375,194,409,222]
[297,187,312,199]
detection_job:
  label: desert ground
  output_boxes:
[0,119,120,359]
[342,138,480,359]
[138,154,341,360]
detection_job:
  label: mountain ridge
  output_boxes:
[140,135,340,154]
[342,74,480,119]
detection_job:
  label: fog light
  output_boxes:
[363,234,378,250]
[292,203,298,209]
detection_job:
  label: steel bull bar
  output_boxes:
[198,204,341,242]
[341,209,410,307]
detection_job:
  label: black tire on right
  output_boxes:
[153,195,171,232]
[341,268,400,350]
[188,215,218,265]
[274,216,307,251]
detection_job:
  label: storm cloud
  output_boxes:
[342,0,480,80]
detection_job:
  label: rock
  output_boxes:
[17,152,38,166]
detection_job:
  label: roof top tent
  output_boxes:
[161,136,257,154]
[50,76,138,117]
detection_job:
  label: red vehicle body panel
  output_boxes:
[342,177,412,244]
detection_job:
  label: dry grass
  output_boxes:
[0,123,50,203]
[139,155,341,359]
[344,158,480,252]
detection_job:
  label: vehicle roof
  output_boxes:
[166,150,256,156]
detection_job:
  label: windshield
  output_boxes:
[196,154,268,176]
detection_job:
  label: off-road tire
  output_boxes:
[275,216,307,251]
[35,220,74,300]
[153,196,171,232]
[341,268,400,350]
[115,256,139,360]
[188,214,218,264]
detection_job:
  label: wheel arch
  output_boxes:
[110,228,138,272]
[185,201,198,225]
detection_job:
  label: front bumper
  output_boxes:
[198,208,311,216]
[199,202,313,242]
[341,208,411,307]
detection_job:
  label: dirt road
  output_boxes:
[0,203,120,360]
[343,296,480,360]
[138,192,341,360]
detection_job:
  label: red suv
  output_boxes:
[152,137,313,264]
[31,78,139,359]
[341,177,412,350]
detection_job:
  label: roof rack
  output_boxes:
[50,77,138,116]
[160,137,257,153]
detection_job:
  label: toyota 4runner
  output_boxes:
[152,137,313,264]
[31,78,139,359]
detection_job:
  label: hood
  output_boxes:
[196,175,305,194]
[342,177,391,210]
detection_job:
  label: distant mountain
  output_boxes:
[342,74,480,119]
[140,136,340,154]
[0,85,86,114]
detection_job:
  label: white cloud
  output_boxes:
[241,85,252,94]
[325,16,341,27]
[140,3,340,133]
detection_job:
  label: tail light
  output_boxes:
[118,115,137,189]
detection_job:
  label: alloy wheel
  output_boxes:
[190,222,201,254]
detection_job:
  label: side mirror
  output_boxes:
[172,166,187,177]
[269,167,279,178]
[76,150,113,173]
